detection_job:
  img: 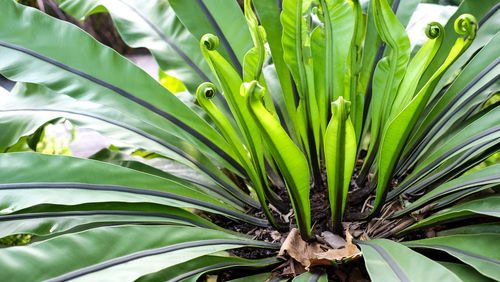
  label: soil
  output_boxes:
[203,156,435,281]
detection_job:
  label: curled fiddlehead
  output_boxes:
[196,82,217,100]
[201,34,219,51]
[425,21,443,39]
[377,14,478,208]
[454,14,477,38]
[199,34,288,228]
[196,82,285,230]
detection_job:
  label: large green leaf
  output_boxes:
[247,81,311,240]
[55,0,215,94]
[315,0,354,101]
[253,0,298,138]
[393,164,500,217]
[404,234,500,280]
[281,0,322,173]
[0,1,241,175]
[438,262,494,282]
[357,238,461,282]
[169,0,253,75]
[281,0,311,99]
[136,254,279,282]
[401,195,500,232]
[324,97,356,230]
[0,153,267,226]
[0,202,223,239]
[0,225,278,281]
[0,83,254,206]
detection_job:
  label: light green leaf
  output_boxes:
[0,153,268,226]
[358,238,461,282]
[404,234,500,280]
[0,1,240,176]
[55,0,214,94]
[324,97,357,230]
[0,225,277,281]
[438,262,494,282]
[169,0,252,72]
[401,195,500,232]
[136,255,278,282]
[0,83,252,206]
[246,81,311,240]
[0,202,223,239]
[375,14,478,214]
[393,164,500,217]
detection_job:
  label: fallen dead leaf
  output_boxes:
[279,228,362,270]
[310,231,362,267]
[279,228,323,268]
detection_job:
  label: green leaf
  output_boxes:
[281,0,312,99]
[393,164,500,217]
[324,97,357,230]
[169,0,253,74]
[311,26,328,136]
[358,238,461,282]
[246,81,311,240]
[0,225,278,281]
[401,195,500,233]
[0,202,223,239]
[404,234,500,280]
[315,0,354,101]
[136,255,278,282]
[0,153,268,226]
[0,1,241,176]
[372,0,411,127]
[292,271,328,281]
[439,262,495,282]
[253,0,298,139]
[374,14,478,214]
[55,0,214,94]
[0,83,253,206]
[281,0,322,168]
[437,222,500,236]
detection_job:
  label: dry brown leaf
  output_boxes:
[279,228,322,267]
[279,228,362,270]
